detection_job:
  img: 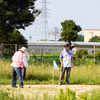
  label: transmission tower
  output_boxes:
[39,0,49,40]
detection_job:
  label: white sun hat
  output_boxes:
[20,47,27,53]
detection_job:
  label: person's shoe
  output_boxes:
[59,83,61,85]
[66,83,69,85]
[19,85,24,88]
[11,85,18,88]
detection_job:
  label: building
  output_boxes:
[84,29,100,42]
[0,41,100,55]
[28,41,100,54]
[72,42,100,54]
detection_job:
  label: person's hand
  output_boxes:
[61,63,63,67]
[72,63,74,67]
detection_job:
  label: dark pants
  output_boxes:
[11,67,23,87]
[21,67,26,80]
[59,67,71,84]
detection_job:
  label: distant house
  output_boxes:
[28,41,100,54]
[84,29,100,42]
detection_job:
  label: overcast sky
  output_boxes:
[19,0,100,42]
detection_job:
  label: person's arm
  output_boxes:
[71,57,74,67]
[59,51,63,67]
[59,57,63,67]
[12,52,16,61]
[26,52,29,61]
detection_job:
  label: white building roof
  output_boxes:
[28,41,100,47]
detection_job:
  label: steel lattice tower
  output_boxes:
[39,0,49,40]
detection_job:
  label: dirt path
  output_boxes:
[1,85,100,98]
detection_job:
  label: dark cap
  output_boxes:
[64,44,69,47]
[18,45,23,50]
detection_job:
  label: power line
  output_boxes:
[49,9,100,15]
[51,3,100,8]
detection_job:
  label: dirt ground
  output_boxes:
[1,84,100,98]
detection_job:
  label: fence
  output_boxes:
[0,55,100,66]
[0,42,100,66]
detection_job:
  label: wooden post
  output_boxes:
[15,44,17,52]
[1,43,4,56]
[94,46,95,65]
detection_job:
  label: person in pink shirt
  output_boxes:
[11,47,26,88]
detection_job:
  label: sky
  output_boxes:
[19,0,100,42]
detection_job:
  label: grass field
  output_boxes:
[0,59,100,85]
[1,59,100,100]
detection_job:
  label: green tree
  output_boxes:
[0,0,40,42]
[58,38,63,41]
[89,36,100,42]
[58,34,84,41]
[61,20,82,49]
[0,29,27,55]
[76,34,84,41]
[40,39,47,41]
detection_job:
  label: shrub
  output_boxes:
[54,88,76,100]
[79,89,100,100]
[87,51,100,57]
[76,49,88,57]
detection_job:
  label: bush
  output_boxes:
[0,89,24,100]
[79,89,100,100]
[76,49,88,57]
[0,89,10,100]
[87,51,100,57]
[54,88,76,100]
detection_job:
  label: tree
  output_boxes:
[58,34,84,42]
[76,34,84,42]
[49,27,61,41]
[40,39,47,41]
[58,38,63,41]
[0,0,40,42]
[89,36,100,42]
[0,29,27,55]
[61,20,82,49]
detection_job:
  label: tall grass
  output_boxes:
[79,89,100,100]
[0,59,100,85]
[0,88,24,100]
